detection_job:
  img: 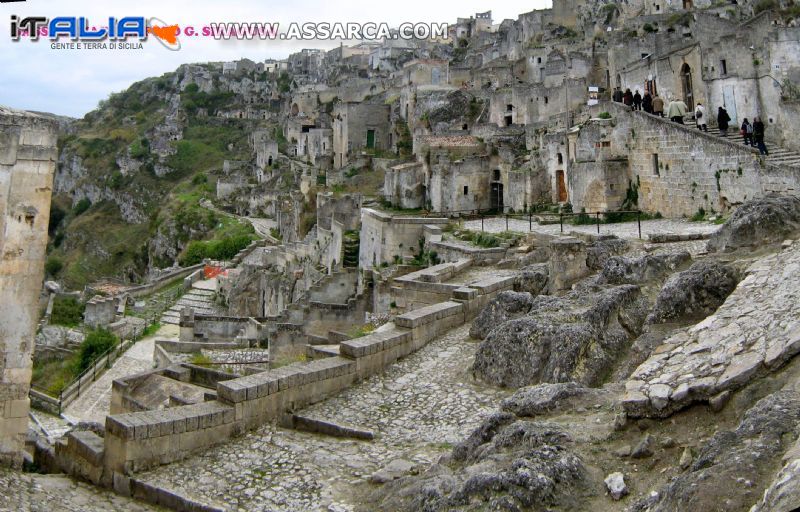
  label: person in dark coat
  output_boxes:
[717,106,731,137]
[633,90,642,111]
[642,92,653,114]
[741,118,754,146]
[753,116,768,155]
[623,88,633,107]
[613,88,623,103]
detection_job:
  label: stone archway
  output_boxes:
[681,63,694,111]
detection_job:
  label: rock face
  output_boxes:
[380,414,588,512]
[513,263,549,296]
[630,391,800,512]
[707,195,800,252]
[472,285,650,388]
[623,243,800,418]
[468,291,536,340]
[646,261,739,324]
[586,236,630,271]
[599,252,691,285]
[501,382,587,417]
[751,438,800,512]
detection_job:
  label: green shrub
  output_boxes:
[76,329,118,373]
[50,296,84,327]
[598,112,612,119]
[189,353,213,366]
[45,256,63,276]
[179,234,254,266]
[73,198,91,216]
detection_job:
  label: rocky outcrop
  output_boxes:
[378,414,588,512]
[630,391,800,512]
[599,252,690,285]
[468,291,536,340]
[500,382,588,417]
[586,236,629,271]
[646,261,738,324]
[751,437,800,512]
[707,195,800,252]
[472,285,650,388]
[513,263,549,295]
[623,243,800,418]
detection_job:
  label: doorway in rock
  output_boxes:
[681,63,694,111]
[491,182,504,212]
[556,170,568,203]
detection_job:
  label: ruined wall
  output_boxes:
[429,154,491,213]
[358,208,448,270]
[384,162,426,209]
[0,107,57,467]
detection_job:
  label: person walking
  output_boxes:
[623,88,633,108]
[643,92,653,114]
[694,102,707,132]
[667,97,687,124]
[633,90,642,111]
[741,118,754,146]
[753,116,768,155]
[717,106,731,137]
[652,94,664,117]
[613,88,623,103]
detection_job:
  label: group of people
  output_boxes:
[693,103,768,155]
[613,87,668,117]
[612,87,768,155]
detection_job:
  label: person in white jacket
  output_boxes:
[694,102,707,132]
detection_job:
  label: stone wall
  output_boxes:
[358,208,449,270]
[101,273,514,475]
[0,107,57,467]
[84,296,118,329]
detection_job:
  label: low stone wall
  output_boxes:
[96,274,514,476]
[429,241,508,265]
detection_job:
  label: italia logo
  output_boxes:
[9,15,181,50]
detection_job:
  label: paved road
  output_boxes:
[62,324,178,424]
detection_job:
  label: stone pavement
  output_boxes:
[139,323,510,511]
[464,217,719,240]
[0,468,158,512]
[62,324,177,424]
[623,241,800,418]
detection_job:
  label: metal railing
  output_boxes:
[30,315,157,415]
[414,206,644,239]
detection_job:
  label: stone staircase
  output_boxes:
[160,285,221,325]
[342,231,360,268]
[705,126,800,169]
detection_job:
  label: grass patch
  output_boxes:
[50,296,85,327]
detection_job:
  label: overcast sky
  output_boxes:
[0,0,550,118]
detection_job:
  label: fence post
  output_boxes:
[529,212,532,232]
[481,214,484,232]
[596,212,600,234]
[560,213,563,233]
[505,214,509,232]
[58,391,62,415]
[637,211,642,239]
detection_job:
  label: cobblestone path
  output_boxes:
[140,323,509,511]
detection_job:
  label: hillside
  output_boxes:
[46,64,279,288]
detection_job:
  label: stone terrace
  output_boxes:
[623,241,800,418]
[465,217,719,241]
[137,324,509,511]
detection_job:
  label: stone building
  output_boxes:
[0,107,57,467]
[332,102,391,169]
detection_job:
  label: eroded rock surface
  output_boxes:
[473,285,650,388]
[377,415,588,512]
[624,242,800,418]
[468,290,536,340]
[513,263,549,296]
[646,260,739,324]
[599,251,690,285]
[630,390,800,512]
[707,195,800,252]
